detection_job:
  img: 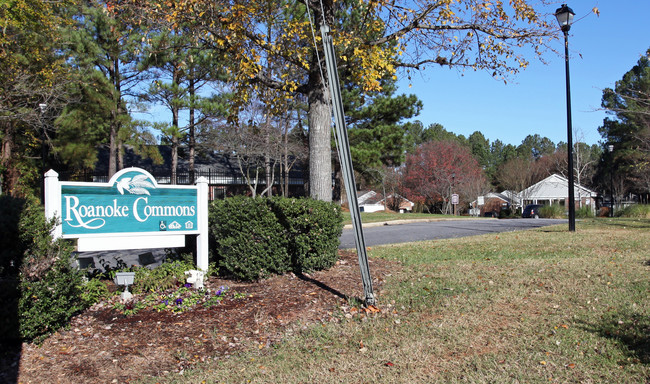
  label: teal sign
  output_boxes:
[60,169,198,236]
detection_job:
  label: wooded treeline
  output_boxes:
[1,0,647,210]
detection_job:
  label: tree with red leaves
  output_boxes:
[403,140,487,214]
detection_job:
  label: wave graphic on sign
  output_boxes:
[115,174,156,195]
[67,218,106,229]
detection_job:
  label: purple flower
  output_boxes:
[162,299,169,305]
[184,283,193,288]
[175,298,183,305]
[215,286,228,296]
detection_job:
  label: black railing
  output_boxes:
[60,168,305,186]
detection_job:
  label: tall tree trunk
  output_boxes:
[1,122,19,195]
[171,107,179,185]
[117,135,124,171]
[108,56,121,178]
[189,73,196,184]
[305,0,334,202]
[108,121,118,178]
[307,77,332,202]
[264,113,272,197]
[283,119,289,197]
[170,67,182,185]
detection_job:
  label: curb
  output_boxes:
[343,217,497,229]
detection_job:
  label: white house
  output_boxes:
[519,174,597,212]
[474,191,521,216]
[357,191,414,213]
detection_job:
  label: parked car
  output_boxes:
[522,204,544,218]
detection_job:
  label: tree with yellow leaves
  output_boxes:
[113,0,562,201]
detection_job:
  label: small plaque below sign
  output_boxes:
[77,234,185,252]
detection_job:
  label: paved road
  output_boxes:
[77,218,566,270]
[339,218,567,249]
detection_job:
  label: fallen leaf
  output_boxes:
[567,363,576,369]
[384,361,394,367]
[540,361,547,365]
[364,305,380,313]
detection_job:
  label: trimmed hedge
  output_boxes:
[270,197,343,273]
[210,197,290,281]
[209,197,343,281]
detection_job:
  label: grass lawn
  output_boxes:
[143,218,650,383]
[344,211,480,225]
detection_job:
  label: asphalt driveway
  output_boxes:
[339,218,567,249]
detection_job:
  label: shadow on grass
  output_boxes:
[578,309,650,365]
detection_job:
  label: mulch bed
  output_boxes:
[0,251,398,383]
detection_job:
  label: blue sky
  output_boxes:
[396,0,650,147]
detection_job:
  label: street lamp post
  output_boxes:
[608,144,614,217]
[555,4,576,232]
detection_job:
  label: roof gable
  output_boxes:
[520,174,595,198]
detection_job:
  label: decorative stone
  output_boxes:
[185,270,205,289]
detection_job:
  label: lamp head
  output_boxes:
[554,4,575,32]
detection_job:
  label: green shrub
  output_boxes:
[6,197,86,343]
[539,205,565,219]
[576,206,595,218]
[80,279,111,307]
[270,197,343,273]
[209,197,344,281]
[617,204,650,218]
[210,196,290,281]
[131,259,196,293]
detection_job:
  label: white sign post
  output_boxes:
[451,193,459,216]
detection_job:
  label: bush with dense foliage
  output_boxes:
[270,197,343,273]
[209,197,343,281]
[210,196,291,281]
[0,196,85,343]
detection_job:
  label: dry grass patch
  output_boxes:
[142,219,650,383]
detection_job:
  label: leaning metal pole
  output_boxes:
[563,28,576,232]
[320,24,376,306]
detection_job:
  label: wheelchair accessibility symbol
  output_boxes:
[159,221,167,231]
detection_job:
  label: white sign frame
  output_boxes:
[44,168,210,271]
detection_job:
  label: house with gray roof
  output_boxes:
[519,174,597,212]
